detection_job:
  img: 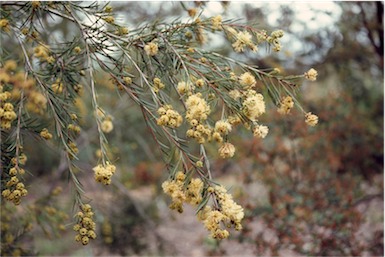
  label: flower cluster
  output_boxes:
[96,108,114,133]
[144,41,159,56]
[68,123,81,134]
[0,18,10,32]
[304,68,318,81]
[242,89,266,121]
[40,128,53,140]
[213,185,244,230]
[1,175,28,205]
[162,171,204,213]
[103,16,115,24]
[93,162,117,185]
[218,142,236,158]
[177,81,193,95]
[186,121,212,144]
[157,105,183,128]
[26,91,46,115]
[239,72,256,89]
[1,154,28,205]
[198,207,229,239]
[101,117,114,133]
[73,204,97,245]
[267,30,284,52]
[305,112,319,126]
[153,77,165,93]
[185,93,211,122]
[211,119,232,144]
[231,30,257,53]
[211,15,222,30]
[0,89,17,130]
[195,78,205,88]
[253,124,269,138]
[277,95,294,115]
[34,44,54,63]
[197,185,244,239]
[51,79,63,94]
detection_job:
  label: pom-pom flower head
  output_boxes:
[144,41,159,56]
[304,68,318,81]
[218,142,235,159]
[278,96,294,115]
[253,125,269,138]
[242,90,266,121]
[232,31,257,52]
[305,112,319,126]
[93,162,116,185]
[239,72,256,88]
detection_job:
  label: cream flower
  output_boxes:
[101,119,113,133]
[242,90,265,121]
[93,162,116,185]
[253,125,269,138]
[277,96,294,115]
[239,72,256,88]
[305,112,318,126]
[144,42,159,56]
[214,120,232,135]
[232,31,257,52]
[304,68,318,81]
[211,15,222,30]
[218,142,235,158]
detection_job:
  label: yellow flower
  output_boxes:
[177,81,189,94]
[115,26,129,35]
[81,236,90,245]
[156,105,183,128]
[40,128,53,140]
[123,77,132,85]
[68,124,81,134]
[213,185,244,226]
[68,141,78,155]
[101,119,113,133]
[104,5,113,13]
[253,125,269,138]
[239,72,256,88]
[185,178,203,205]
[51,82,63,94]
[232,31,256,52]
[304,68,318,81]
[46,56,55,64]
[242,90,265,121]
[218,142,235,158]
[195,79,205,88]
[214,120,232,135]
[153,77,165,90]
[0,19,10,32]
[4,60,17,72]
[185,93,211,122]
[103,16,115,24]
[228,89,241,100]
[305,112,318,126]
[211,15,222,30]
[31,1,40,8]
[144,42,159,56]
[34,45,50,60]
[93,162,116,185]
[277,96,294,115]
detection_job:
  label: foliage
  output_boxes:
[1,1,382,256]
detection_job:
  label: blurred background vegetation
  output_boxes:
[1,1,383,256]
